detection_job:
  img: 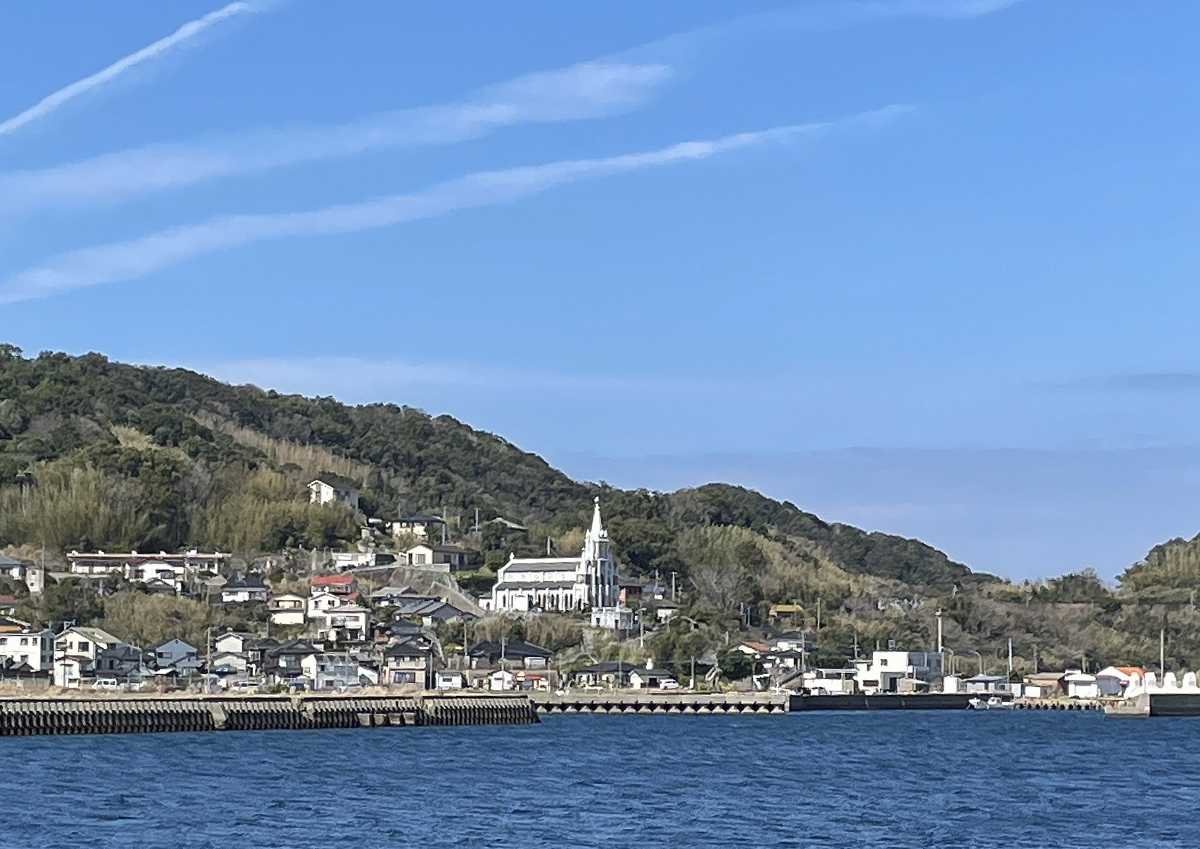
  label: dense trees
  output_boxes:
[0,347,977,592]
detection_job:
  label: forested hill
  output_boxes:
[0,345,975,589]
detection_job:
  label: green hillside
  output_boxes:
[0,345,972,589]
[6,344,1200,671]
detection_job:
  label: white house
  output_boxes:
[213,631,253,656]
[491,498,618,613]
[66,550,228,581]
[801,668,858,695]
[391,515,445,541]
[127,561,189,594]
[52,626,125,687]
[1096,666,1144,697]
[308,475,360,510]
[221,573,269,604]
[317,605,370,644]
[629,666,678,690]
[854,651,944,694]
[1064,671,1100,699]
[0,554,43,594]
[0,627,53,671]
[436,670,465,690]
[307,590,345,619]
[269,593,307,627]
[301,652,362,690]
[404,543,475,571]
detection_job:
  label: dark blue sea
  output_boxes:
[1,711,1193,848]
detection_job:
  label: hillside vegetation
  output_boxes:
[3,344,1200,670]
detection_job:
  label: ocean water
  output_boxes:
[1,711,1194,848]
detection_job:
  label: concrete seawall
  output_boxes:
[533,692,789,715]
[0,693,538,737]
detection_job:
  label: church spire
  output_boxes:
[590,496,604,537]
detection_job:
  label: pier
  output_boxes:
[0,693,538,736]
[533,691,789,715]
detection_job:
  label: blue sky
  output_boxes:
[3,1,1200,580]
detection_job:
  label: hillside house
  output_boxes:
[53,626,126,687]
[310,574,358,597]
[391,515,445,541]
[307,590,346,619]
[308,475,360,510]
[221,573,269,604]
[404,543,477,571]
[66,550,228,581]
[269,593,307,627]
[317,605,370,644]
[0,554,43,594]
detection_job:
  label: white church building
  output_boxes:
[490,498,619,613]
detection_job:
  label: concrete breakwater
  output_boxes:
[0,693,538,736]
[533,692,789,715]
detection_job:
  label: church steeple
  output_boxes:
[590,496,604,538]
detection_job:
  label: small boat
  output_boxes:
[968,695,1012,710]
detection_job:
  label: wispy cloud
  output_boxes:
[0,0,1018,214]
[1061,372,1200,393]
[0,2,265,139]
[0,61,672,214]
[0,105,911,305]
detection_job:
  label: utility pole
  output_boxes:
[935,609,943,654]
[205,625,212,695]
[1160,626,1166,675]
[1033,643,1038,674]
[1007,638,1013,677]
[671,571,677,600]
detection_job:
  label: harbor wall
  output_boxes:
[791,693,973,711]
[533,692,788,715]
[0,693,538,737]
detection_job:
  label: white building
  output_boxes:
[1096,666,1143,697]
[0,627,53,671]
[52,626,125,688]
[307,476,360,510]
[317,605,370,644]
[491,498,618,613]
[268,593,307,627]
[801,668,858,695]
[66,550,228,580]
[1064,670,1099,699]
[854,650,944,694]
[0,554,44,594]
[307,590,345,619]
[301,652,362,690]
[391,515,445,541]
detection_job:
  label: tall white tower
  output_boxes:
[580,496,616,607]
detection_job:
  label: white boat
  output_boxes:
[968,695,1012,710]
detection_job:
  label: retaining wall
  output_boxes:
[0,693,538,737]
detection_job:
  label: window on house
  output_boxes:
[78,641,90,653]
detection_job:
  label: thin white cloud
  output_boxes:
[0,2,265,139]
[0,105,912,305]
[0,0,1018,214]
[0,61,673,214]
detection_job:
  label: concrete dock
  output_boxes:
[0,693,538,736]
[532,691,788,715]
